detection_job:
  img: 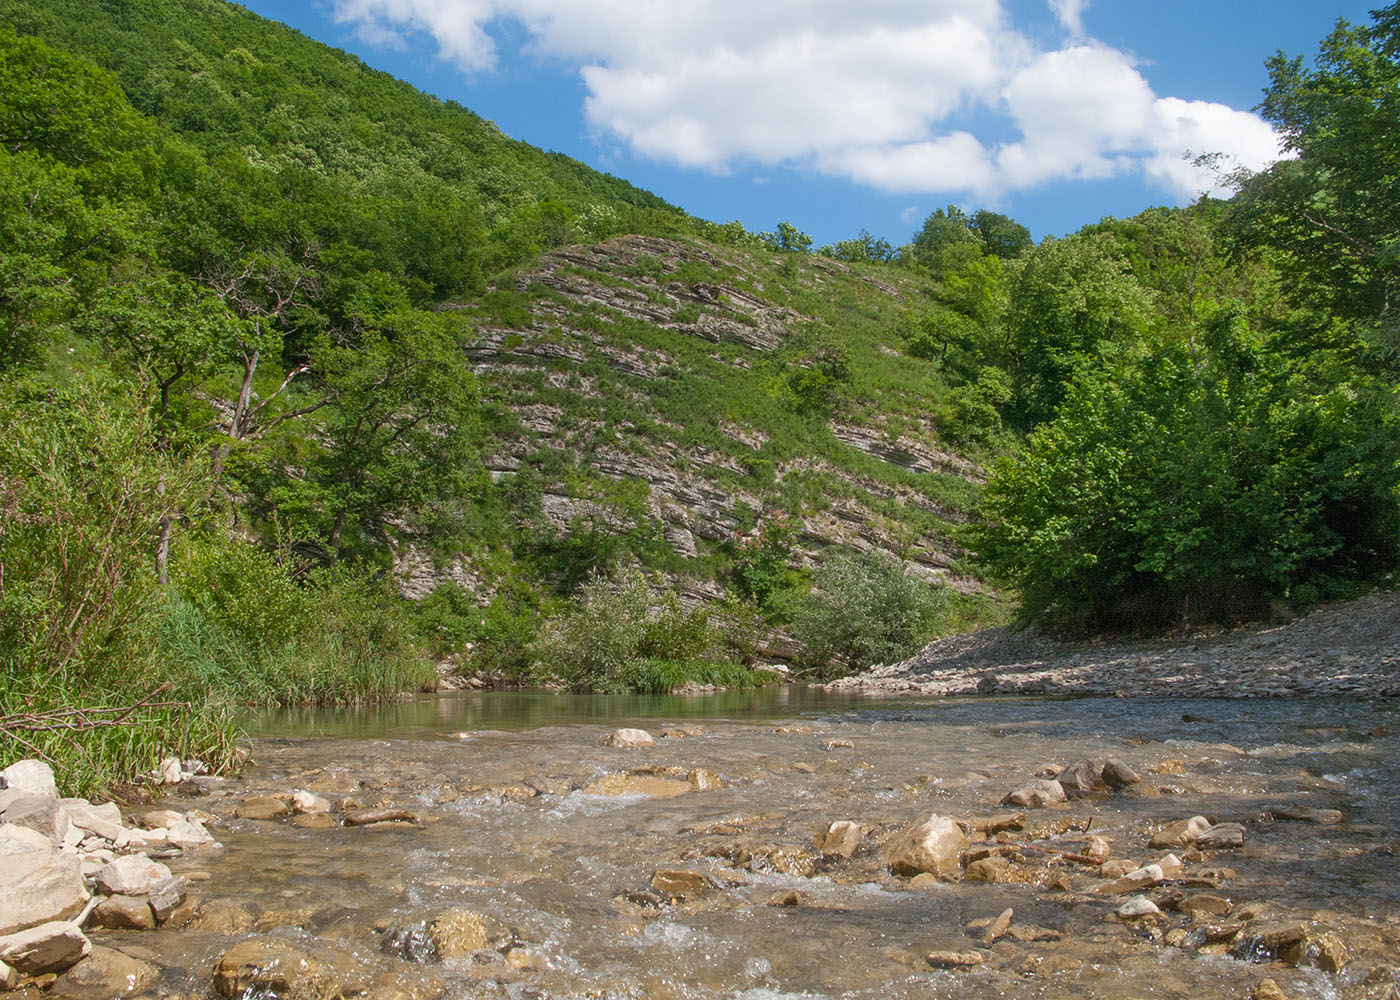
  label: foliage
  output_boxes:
[761,221,814,254]
[791,551,946,675]
[980,309,1400,631]
[1006,233,1156,425]
[728,515,801,615]
[820,229,895,264]
[1230,4,1400,359]
[935,367,1013,448]
[534,568,722,693]
[0,373,231,794]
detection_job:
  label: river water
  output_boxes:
[125,690,1400,999]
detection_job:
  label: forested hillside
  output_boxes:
[1,0,1396,793]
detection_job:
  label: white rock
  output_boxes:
[94,855,171,896]
[0,920,90,975]
[603,728,654,748]
[1000,779,1067,809]
[58,800,123,843]
[0,760,57,798]
[291,790,331,814]
[1117,895,1162,918]
[166,819,214,850]
[137,809,184,830]
[0,826,53,856]
[0,847,88,936]
[821,820,862,859]
[158,758,182,785]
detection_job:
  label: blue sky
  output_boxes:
[238,0,1374,247]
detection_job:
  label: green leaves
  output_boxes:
[980,313,1400,630]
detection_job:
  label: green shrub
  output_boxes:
[534,568,721,692]
[791,551,946,675]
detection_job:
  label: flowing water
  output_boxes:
[110,691,1400,999]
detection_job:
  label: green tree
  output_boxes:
[980,310,1400,630]
[971,210,1032,260]
[1006,233,1156,425]
[1230,5,1400,351]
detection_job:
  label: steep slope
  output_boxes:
[402,233,1001,625]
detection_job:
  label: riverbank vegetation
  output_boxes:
[0,0,1396,792]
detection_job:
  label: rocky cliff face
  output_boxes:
[399,234,992,609]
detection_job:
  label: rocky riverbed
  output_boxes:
[830,591,1400,699]
[2,694,1397,999]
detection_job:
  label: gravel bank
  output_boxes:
[829,591,1400,698]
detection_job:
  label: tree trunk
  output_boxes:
[155,476,170,585]
[212,348,260,482]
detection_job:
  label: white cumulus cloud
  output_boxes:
[329,0,1282,202]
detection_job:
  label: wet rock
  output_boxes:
[964,812,1025,834]
[166,818,215,850]
[1197,822,1245,849]
[1252,979,1288,1000]
[1181,893,1233,918]
[54,944,158,997]
[1102,759,1142,788]
[1149,816,1212,849]
[1302,931,1350,973]
[92,895,155,931]
[1082,835,1112,860]
[1056,760,1107,797]
[147,877,187,923]
[1094,855,1181,894]
[234,796,291,820]
[292,813,338,830]
[0,960,15,991]
[1097,859,1139,879]
[190,900,256,936]
[979,907,1013,945]
[882,813,968,877]
[926,949,990,969]
[0,841,87,936]
[964,857,1012,883]
[495,783,539,802]
[821,739,854,751]
[1116,895,1161,919]
[651,870,714,898]
[603,728,654,748]
[687,768,722,791]
[582,774,691,798]
[1,761,57,798]
[291,790,331,814]
[343,808,419,826]
[1233,922,1307,962]
[1000,779,1067,809]
[1270,805,1343,825]
[94,856,171,897]
[307,769,360,796]
[213,935,369,999]
[821,820,861,859]
[0,921,90,976]
[428,908,489,959]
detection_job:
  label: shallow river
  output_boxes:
[124,690,1400,999]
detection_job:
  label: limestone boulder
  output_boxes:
[1102,759,1142,788]
[1056,760,1107,797]
[821,820,862,859]
[94,855,171,897]
[0,844,88,936]
[0,920,90,976]
[1149,816,1212,849]
[3,796,68,843]
[0,760,57,798]
[91,896,155,931]
[1197,822,1245,849]
[213,936,371,1000]
[882,813,968,877]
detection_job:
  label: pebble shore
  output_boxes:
[829,591,1400,698]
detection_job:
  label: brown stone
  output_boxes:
[650,870,713,897]
[882,813,968,877]
[1181,893,1233,918]
[582,774,691,798]
[213,936,369,999]
[55,945,158,996]
[428,908,489,959]
[926,949,990,969]
[91,896,155,931]
[1252,979,1288,1000]
[0,921,90,976]
[291,813,338,830]
[343,808,419,826]
[820,820,861,859]
[233,796,290,821]
[687,768,722,791]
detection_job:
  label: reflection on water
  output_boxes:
[245,685,888,739]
